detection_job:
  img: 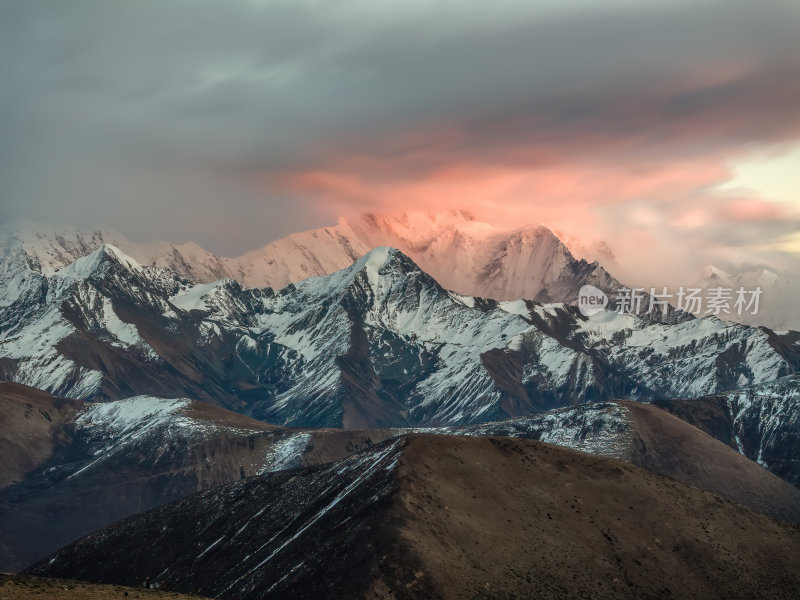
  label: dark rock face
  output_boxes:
[651,395,737,448]
[655,374,800,488]
[27,436,800,600]
[28,439,408,599]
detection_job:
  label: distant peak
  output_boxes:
[507,224,563,246]
[98,243,141,265]
[513,222,549,233]
[752,267,779,282]
[698,265,731,281]
[0,220,122,240]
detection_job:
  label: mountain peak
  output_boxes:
[348,210,493,246]
[501,225,574,262]
[281,246,431,308]
[56,243,142,280]
[354,246,421,288]
[357,209,477,229]
[752,267,779,284]
[698,265,731,281]
[510,223,559,241]
[0,221,126,245]
[355,246,409,269]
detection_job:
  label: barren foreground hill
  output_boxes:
[0,574,209,600]
[29,435,800,600]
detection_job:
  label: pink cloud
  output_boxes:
[271,146,800,286]
[237,60,800,283]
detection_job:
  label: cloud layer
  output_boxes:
[1,0,799,280]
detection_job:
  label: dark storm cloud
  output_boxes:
[1,0,799,255]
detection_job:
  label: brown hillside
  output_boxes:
[28,435,800,600]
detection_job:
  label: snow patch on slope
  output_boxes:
[170,281,225,312]
[76,396,191,434]
[259,432,312,473]
[421,402,634,460]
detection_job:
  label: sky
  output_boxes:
[1,0,799,283]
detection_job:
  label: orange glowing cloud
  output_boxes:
[278,154,734,232]
[268,144,800,286]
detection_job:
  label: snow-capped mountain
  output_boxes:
[690,265,800,330]
[226,211,623,304]
[6,216,798,332]
[0,213,623,306]
[721,374,800,484]
[0,243,796,429]
[0,222,235,292]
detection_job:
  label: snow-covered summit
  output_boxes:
[697,264,731,282]
[235,212,619,305]
[56,244,143,281]
[290,246,422,297]
[0,222,138,276]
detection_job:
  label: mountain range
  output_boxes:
[27,435,800,600]
[2,216,800,591]
[5,212,798,331]
[0,240,795,429]
[0,213,617,304]
[0,381,394,570]
[4,373,800,572]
